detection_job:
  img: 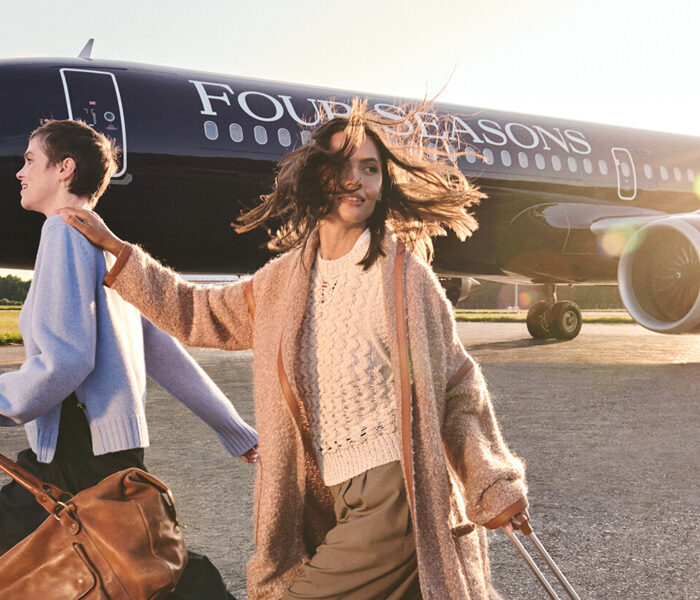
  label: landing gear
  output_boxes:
[525,284,582,340]
[549,301,582,339]
[526,301,551,339]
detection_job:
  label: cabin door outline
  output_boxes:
[59,68,127,178]
[611,147,637,201]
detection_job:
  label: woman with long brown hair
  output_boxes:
[63,102,529,599]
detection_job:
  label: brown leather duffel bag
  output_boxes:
[0,452,187,599]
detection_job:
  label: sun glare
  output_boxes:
[598,224,644,258]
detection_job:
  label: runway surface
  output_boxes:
[1,322,698,599]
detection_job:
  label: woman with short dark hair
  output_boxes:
[2,119,258,600]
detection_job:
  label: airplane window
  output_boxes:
[229,123,244,143]
[583,158,593,174]
[598,160,608,175]
[482,148,494,165]
[551,155,562,171]
[254,126,268,145]
[688,168,696,183]
[278,128,292,147]
[500,150,512,167]
[535,153,545,170]
[518,152,528,168]
[204,121,219,141]
[621,162,630,178]
[568,157,578,173]
[301,130,312,145]
[644,164,653,179]
[465,152,478,164]
[660,166,669,180]
[674,167,682,182]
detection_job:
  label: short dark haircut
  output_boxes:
[30,119,120,208]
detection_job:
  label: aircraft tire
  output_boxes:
[526,301,551,339]
[549,301,582,339]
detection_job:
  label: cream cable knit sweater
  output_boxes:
[296,230,400,485]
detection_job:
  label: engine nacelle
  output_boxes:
[618,214,700,333]
[439,276,480,306]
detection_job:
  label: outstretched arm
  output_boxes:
[141,317,258,460]
[61,208,254,351]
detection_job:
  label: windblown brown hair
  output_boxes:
[31,119,120,207]
[235,99,484,267]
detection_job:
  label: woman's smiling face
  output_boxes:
[323,131,383,230]
[16,136,63,215]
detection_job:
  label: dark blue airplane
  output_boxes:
[1,42,699,340]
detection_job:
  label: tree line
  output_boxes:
[0,275,31,305]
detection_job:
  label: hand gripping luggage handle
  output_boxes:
[0,452,67,515]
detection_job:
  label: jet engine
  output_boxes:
[617,214,700,333]
[439,276,480,306]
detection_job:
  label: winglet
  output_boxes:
[78,39,94,60]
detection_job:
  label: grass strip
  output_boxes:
[0,334,22,346]
[455,311,633,324]
[0,309,21,345]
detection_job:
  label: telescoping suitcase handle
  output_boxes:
[502,513,581,600]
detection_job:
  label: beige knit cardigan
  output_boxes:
[105,232,527,600]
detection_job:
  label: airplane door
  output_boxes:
[59,68,128,178]
[611,147,636,200]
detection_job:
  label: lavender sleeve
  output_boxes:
[141,317,257,456]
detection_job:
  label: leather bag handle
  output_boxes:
[0,452,67,515]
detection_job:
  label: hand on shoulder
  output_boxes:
[60,207,126,256]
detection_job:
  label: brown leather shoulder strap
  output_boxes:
[447,358,474,389]
[394,243,414,512]
[245,278,255,321]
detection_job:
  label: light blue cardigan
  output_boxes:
[0,215,257,463]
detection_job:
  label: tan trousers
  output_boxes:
[283,460,421,600]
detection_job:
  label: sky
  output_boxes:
[1,0,699,279]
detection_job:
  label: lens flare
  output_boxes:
[599,231,627,257]
[518,291,533,309]
[598,224,645,257]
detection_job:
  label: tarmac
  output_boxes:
[1,322,698,599]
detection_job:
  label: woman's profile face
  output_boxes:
[16,136,61,215]
[323,131,383,230]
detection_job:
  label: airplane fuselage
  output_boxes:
[1,57,698,288]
